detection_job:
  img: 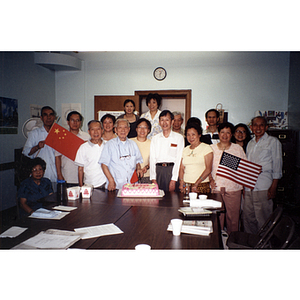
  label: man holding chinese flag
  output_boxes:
[54,111,90,186]
[23,106,58,187]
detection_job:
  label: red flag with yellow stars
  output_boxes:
[44,123,85,161]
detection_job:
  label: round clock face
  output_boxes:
[154,67,167,81]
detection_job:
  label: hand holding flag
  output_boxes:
[44,123,85,161]
[216,152,262,189]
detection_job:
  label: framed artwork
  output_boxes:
[0,97,18,134]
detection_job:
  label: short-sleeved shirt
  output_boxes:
[55,130,90,184]
[130,137,151,177]
[22,126,57,182]
[99,137,143,189]
[18,177,53,210]
[140,110,162,140]
[182,143,213,183]
[75,140,106,188]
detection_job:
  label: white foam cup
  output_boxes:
[171,219,183,236]
[135,244,151,250]
[189,192,197,200]
[199,194,208,200]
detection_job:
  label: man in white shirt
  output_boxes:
[55,111,90,186]
[200,109,220,145]
[22,106,57,186]
[75,120,106,188]
[150,110,184,192]
[243,116,282,234]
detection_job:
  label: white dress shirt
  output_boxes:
[150,130,184,182]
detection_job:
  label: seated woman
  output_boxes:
[179,122,213,195]
[101,113,117,143]
[231,123,252,153]
[210,122,247,235]
[131,118,152,183]
[117,99,140,138]
[18,157,53,216]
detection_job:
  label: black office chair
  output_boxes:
[258,215,295,249]
[226,206,283,249]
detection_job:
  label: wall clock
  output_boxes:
[153,67,167,81]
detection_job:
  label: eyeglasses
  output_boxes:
[236,130,246,134]
[137,126,148,129]
[32,167,43,172]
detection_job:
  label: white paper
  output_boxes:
[29,208,70,220]
[52,205,78,212]
[15,231,81,249]
[74,223,123,239]
[0,226,28,238]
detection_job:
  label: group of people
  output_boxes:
[19,94,283,237]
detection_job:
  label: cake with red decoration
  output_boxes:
[121,183,160,197]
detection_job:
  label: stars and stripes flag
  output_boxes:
[216,152,262,189]
[44,123,85,161]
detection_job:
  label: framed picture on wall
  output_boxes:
[0,97,18,134]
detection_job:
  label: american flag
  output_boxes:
[216,152,262,189]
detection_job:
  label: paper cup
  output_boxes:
[199,194,208,200]
[67,186,80,200]
[171,219,183,236]
[189,192,197,200]
[135,244,151,250]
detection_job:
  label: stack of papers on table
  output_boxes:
[190,199,222,209]
[74,223,123,239]
[29,208,70,220]
[12,229,81,249]
[0,226,28,238]
[178,207,212,217]
[168,220,213,236]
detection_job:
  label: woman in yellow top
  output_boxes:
[179,122,213,195]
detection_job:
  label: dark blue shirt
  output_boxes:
[18,177,53,211]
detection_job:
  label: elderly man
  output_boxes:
[243,116,282,234]
[99,118,143,191]
[172,111,184,135]
[23,106,57,186]
[75,120,106,188]
[55,111,90,186]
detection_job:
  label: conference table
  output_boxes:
[0,189,224,250]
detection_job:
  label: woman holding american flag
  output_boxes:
[209,122,248,235]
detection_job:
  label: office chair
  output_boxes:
[258,215,295,249]
[226,206,283,249]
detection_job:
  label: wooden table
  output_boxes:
[0,189,223,250]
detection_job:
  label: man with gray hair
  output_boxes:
[172,111,184,135]
[99,118,143,191]
[243,116,282,234]
[75,120,106,188]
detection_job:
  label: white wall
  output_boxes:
[56,51,290,131]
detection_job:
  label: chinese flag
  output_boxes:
[44,123,85,161]
[130,169,139,184]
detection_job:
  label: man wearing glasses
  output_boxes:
[99,119,143,191]
[55,111,90,187]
